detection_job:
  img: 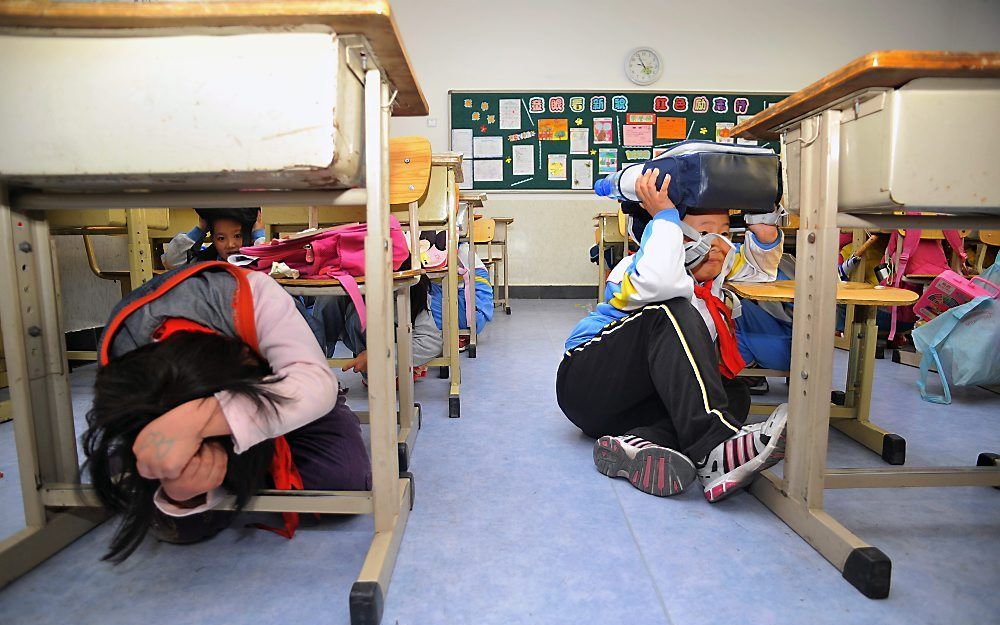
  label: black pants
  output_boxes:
[556,298,749,462]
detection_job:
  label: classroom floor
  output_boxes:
[1,299,998,625]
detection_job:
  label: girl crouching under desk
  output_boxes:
[557,169,789,503]
[84,261,370,561]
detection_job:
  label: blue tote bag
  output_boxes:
[911,295,1000,404]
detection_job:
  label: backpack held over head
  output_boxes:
[238,216,410,331]
[595,140,781,217]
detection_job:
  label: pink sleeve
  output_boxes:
[215,271,339,453]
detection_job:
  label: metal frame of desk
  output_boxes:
[731,51,1000,600]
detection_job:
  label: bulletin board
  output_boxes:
[449,90,786,192]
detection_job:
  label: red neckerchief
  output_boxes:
[692,279,746,378]
[251,435,305,539]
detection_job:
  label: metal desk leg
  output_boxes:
[831,305,906,464]
[125,208,153,290]
[444,181,461,418]
[750,111,891,600]
[501,240,510,315]
[465,231,477,358]
[597,231,606,304]
[394,286,417,472]
[0,191,104,589]
[349,70,409,625]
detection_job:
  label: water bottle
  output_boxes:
[593,162,646,201]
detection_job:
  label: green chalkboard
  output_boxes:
[449,90,786,192]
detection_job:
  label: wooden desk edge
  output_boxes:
[731,50,1000,140]
[728,280,919,306]
[0,0,429,117]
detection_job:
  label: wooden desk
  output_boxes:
[731,50,1000,599]
[730,280,916,463]
[0,5,422,622]
[594,210,626,303]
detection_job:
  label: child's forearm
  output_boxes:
[198,397,233,438]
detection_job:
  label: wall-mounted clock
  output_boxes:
[625,47,662,85]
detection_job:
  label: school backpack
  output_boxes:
[239,216,410,330]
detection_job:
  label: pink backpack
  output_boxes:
[240,216,409,330]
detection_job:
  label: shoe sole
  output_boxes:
[703,423,787,504]
[594,436,697,497]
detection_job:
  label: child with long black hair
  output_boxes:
[161,207,264,269]
[83,261,370,561]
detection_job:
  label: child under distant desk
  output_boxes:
[162,207,265,269]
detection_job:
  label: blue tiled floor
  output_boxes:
[1,299,998,625]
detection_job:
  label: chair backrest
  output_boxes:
[473,217,496,243]
[389,136,432,204]
[408,164,454,226]
[979,230,1000,246]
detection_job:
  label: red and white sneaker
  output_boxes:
[697,404,788,503]
[593,434,697,497]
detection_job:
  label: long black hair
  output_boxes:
[188,207,260,263]
[83,331,284,562]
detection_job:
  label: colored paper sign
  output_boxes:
[570,128,590,154]
[548,154,567,180]
[734,97,750,115]
[736,115,758,145]
[626,113,656,124]
[598,148,618,174]
[569,97,585,112]
[672,96,688,112]
[622,124,653,147]
[499,98,522,130]
[612,95,629,112]
[653,96,670,112]
[472,112,481,121]
[571,159,594,190]
[590,96,607,112]
[693,96,709,113]
[593,117,614,144]
[487,114,496,124]
[451,129,473,157]
[716,122,735,144]
[656,116,687,140]
[538,118,569,141]
[625,150,652,161]
[507,130,536,142]
[463,98,473,108]
[712,97,728,113]
[549,97,565,113]
[529,97,545,113]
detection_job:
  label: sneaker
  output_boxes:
[593,434,697,497]
[696,404,788,503]
[743,376,769,395]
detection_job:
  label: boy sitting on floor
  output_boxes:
[557,169,787,502]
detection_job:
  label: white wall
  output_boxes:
[389,0,1000,286]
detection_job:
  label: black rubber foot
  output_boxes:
[349,581,384,625]
[468,345,477,358]
[401,470,415,509]
[891,349,902,364]
[875,340,886,360]
[976,452,1000,490]
[414,403,422,430]
[881,434,906,465]
[843,546,891,599]
[505,307,512,315]
[398,442,409,473]
[438,366,449,379]
[449,395,460,418]
[831,390,847,406]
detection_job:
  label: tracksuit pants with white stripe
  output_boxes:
[556,298,750,462]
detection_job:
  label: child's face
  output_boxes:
[682,212,731,282]
[211,218,244,259]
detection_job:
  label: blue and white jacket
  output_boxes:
[565,208,782,352]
